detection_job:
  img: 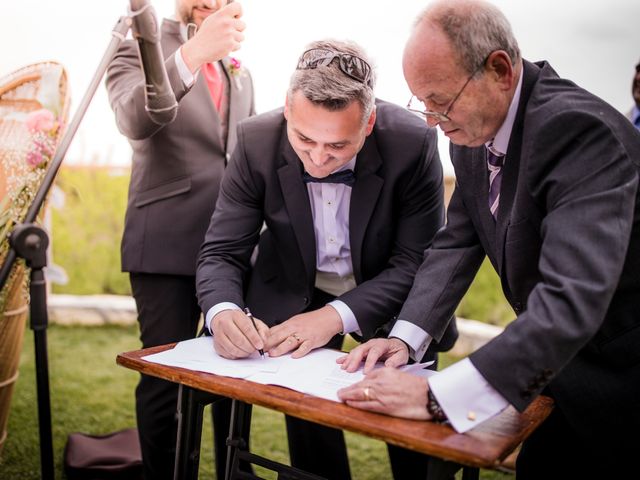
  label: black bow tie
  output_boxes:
[302,169,355,187]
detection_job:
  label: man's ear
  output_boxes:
[365,105,377,136]
[486,50,515,91]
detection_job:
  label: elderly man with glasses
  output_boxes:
[338,1,640,478]
[196,38,455,479]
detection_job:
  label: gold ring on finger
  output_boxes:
[363,386,371,401]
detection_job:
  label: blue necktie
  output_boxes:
[487,149,504,219]
[303,169,355,187]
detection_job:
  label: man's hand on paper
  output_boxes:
[266,305,343,359]
[337,367,430,420]
[337,337,410,374]
[211,309,269,359]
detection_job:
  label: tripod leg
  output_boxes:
[31,265,54,480]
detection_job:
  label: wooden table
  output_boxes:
[117,343,553,480]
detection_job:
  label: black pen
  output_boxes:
[244,307,265,358]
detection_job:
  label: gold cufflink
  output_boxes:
[467,411,476,421]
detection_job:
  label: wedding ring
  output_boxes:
[291,333,301,343]
[363,387,371,401]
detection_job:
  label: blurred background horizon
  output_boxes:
[1,0,639,175]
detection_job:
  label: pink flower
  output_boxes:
[26,109,56,133]
[229,57,242,76]
[26,150,44,168]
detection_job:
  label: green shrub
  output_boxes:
[51,166,130,295]
[456,258,514,327]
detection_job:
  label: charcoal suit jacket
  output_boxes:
[197,100,457,346]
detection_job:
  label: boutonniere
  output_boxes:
[228,57,245,90]
[229,57,242,76]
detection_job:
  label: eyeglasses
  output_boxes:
[296,48,373,88]
[406,58,488,123]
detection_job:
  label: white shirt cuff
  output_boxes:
[389,320,432,361]
[428,357,509,433]
[205,302,241,334]
[327,300,359,334]
[175,47,197,87]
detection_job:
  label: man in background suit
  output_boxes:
[338,1,640,478]
[105,1,254,478]
[196,39,456,479]
[628,58,640,130]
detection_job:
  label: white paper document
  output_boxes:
[142,337,436,402]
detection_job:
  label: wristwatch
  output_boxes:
[426,388,448,423]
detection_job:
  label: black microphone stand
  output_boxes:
[0,15,134,480]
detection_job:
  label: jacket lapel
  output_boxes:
[277,137,317,281]
[220,57,238,152]
[495,60,540,273]
[349,134,383,283]
[163,18,225,153]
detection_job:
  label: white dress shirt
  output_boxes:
[206,158,360,334]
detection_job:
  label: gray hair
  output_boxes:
[417,0,521,75]
[287,39,377,123]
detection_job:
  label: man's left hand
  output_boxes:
[266,305,343,358]
[337,367,430,420]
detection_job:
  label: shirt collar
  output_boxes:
[178,22,188,42]
[332,157,356,174]
[485,62,524,156]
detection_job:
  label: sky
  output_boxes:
[1,0,639,174]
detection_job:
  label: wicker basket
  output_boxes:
[0,61,70,455]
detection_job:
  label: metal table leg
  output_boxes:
[173,384,219,480]
[225,399,326,480]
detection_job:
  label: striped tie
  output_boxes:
[487,148,504,219]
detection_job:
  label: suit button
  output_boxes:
[303,297,309,305]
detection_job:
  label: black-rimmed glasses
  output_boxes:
[297,48,373,87]
[407,57,488,123]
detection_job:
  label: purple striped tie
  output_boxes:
[487,149,504,219]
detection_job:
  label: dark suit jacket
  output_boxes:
[106,19,255,275]
[196,101,457,344]
[399,60,640,437]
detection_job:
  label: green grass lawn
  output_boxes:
[0,324,514,479]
